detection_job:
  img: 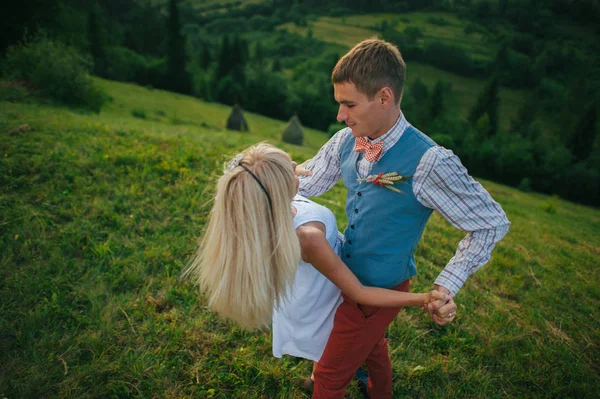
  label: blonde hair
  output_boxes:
[183,143,300,329]
[332,38,406,105]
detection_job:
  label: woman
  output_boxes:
[183,143,447,382]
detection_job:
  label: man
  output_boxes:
[296,39,510,398]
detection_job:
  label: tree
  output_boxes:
[405,78,429,127]
[469,76,500,137]
[254,41,265,67]
[272,58,283,72]
[201,44,212,70]
[498,0,509,15]
[166,0,190,94]
[567,101,598,162]
[429,80,448,121]
[88,4,106,76]
[217,36,232,80]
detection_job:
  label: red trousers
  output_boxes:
[313,279,410,399]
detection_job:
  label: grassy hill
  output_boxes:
[279,11,528,130]
[1,79,599,398]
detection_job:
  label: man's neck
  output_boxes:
[369,107,402,140]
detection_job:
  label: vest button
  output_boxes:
[348,240,352,245]
[346,254,350,258]
[354,208,358,213]
[350,225,355,229]
[357,192,362,197]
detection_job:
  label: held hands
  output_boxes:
[421,290,452,310]
[426,285,457,326]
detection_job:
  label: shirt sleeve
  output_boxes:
[298,128,349,197]
[413,146,511,295]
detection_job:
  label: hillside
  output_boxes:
[1,79,599,398]
[279,11,528,129]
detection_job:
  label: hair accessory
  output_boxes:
[239,164,273,213]
[225,153,244,172]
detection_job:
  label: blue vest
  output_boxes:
[340,126,435,288]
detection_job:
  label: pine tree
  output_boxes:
[201,45,212,70]
[88,4,105,77]
[493,44,509,83]
[408,78,429,127]
[510,94,537,135]
[468,76,500,137]
[167,0,190,94]
[498,0,509,15]
[429,80,447,121]
[567,100,597,162]
[217,36,232,80]
[254,41,264,67]
[230,35,247,87]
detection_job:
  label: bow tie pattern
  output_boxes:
[353,136,383,162]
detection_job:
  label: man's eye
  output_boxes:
[347,104,355,108]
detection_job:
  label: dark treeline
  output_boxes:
[1,0,599,205]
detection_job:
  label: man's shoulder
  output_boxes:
[332,126,352,143]
[324,127,353,154]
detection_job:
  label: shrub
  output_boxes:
[131,109,146,119]
[422,41,475,76]
[3,35,108,112]
[518,177,532,192]
[103,46,166,89]
[541,198,558,214]
[0,81,32,103]
[431,134,456,149]
[427,16,449,26]
[328,123,346,137]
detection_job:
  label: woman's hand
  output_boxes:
[421,290,451,310]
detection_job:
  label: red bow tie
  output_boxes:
[354,137,383,162]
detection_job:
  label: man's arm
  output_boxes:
[414,146,510,321]
[297,128,349,197]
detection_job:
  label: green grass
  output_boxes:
[280,12,495,62]
[1,79,599,398]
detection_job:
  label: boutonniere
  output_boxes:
[357,172,410,193]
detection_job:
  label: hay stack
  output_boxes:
[281,115,304,145]
[226,104,249,132]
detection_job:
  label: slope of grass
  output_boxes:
[1,79,599,398]
[280,12,494,62]
[279,13,527,129]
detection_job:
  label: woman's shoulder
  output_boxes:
[292,195,336,228]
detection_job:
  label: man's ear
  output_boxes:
[378,87,395,107]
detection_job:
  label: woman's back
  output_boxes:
[272,195,343,361]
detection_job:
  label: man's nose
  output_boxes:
[337,107,347,122]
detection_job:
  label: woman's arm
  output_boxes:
[296,222,446,308]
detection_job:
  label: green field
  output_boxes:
[279,13,527,130]
[282,12,494,62]
[1,79,599,398]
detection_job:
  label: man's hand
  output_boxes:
[295,160,314,176]
[427,285,457,326]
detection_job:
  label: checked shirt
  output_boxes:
[298,113,511,294]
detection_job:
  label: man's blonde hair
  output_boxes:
[332,38,406,105]
[183,143,300,329]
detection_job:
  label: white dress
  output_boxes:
[272,195,343,361]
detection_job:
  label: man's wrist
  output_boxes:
[434,284,450,295]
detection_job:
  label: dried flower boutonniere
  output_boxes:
[357,172,410,193]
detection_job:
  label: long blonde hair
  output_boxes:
[183,143,300,329]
